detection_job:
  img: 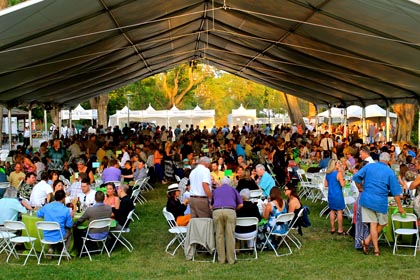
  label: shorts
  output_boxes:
[361,207,388,225]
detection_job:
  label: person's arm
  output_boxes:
[203,182,212,200]
[262,202,272,220]
[409,175,420,190]
[336,170,345,188]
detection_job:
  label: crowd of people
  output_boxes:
[0,120,417,260]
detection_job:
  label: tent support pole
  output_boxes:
[28,108,32,147]
[44,109,48,141]
[8,108,12,151]
[385,107,390,143]
[362,107,366,144]
[328,105,332,133]
[58,106,62,139]
[418,109,420,149]
[343,108,347,138]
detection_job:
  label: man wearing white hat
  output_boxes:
[189,156,212,218]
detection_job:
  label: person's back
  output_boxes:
[113,185,134,228]
[102,160,122,182]
[37,190,73,242]
[0,187,28,224]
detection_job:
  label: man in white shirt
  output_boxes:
[30,172,53,207]
[77,179,96,208]
[320,132,334,151]
[189,156,212,218]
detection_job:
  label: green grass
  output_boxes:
[1,184,420,280]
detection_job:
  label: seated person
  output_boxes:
[284,183,303,228]
[235,188,261,248]
[133,159,147,181]
[319,151,331,170]
[77,179,96,209]
[121,160,134,184]
[37,190,73,251]
[262,187,288,235]
[30,171,53,207]
[68,172,88,199]
[236,168,259,193]
[112,184,134,229]
[104,182,120,210]
[0,187,31,225]
[102,159,122,183]
[73,191,112,254]
[166,184,190,226]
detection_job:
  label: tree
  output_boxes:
[89,94,109,128]
[392,103,417,143]
[160,63,207,108]
[283,93,304,125]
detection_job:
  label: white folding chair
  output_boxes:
[249,189,262,203]
[79,218,112,261]
[0,229,16,255]
[288,208,305,249]
[175,175,181,182]
[392,213,419,256]
[109,209,135,254]
[234,217,259,260]
[36,221,71,265]
[162,207,187,256]
[260,212,295,257]
[4,220,38,265]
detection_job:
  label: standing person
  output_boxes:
[37,190,73,252]
[324,159,346,235]
[47,139,66,171]
[23,126,30,148]
[352,152,404,256]
[211,177,243,264]
[189,156,212,218]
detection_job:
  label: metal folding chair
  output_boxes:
[79,218,112,261]
[36,221,71,265]
[4,220,38,265]
[109,209,135,254]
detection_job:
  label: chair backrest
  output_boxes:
[87,218,112,231]
[175,175,181,182]
[119,209,135,230]
[249,190,262,199]
[133,177,147,190]
[131,188,142,200]
[36,221,64,241]
[235,217,259,228]
[275,212,295,225]
[289,208,304,229]
[391,213,418,225]
[4,220,29,235]
[162,207,178,228]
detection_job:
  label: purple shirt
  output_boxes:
[211,184,243,209]
[102,167,121,182]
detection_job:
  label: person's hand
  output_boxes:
[183,198,189,205]
[398,207,406,217]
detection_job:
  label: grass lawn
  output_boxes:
[1,183,419,280]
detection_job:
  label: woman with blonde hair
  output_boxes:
[324,159,346,234]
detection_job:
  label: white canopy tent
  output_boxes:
[61,105,98,121]
[317,105,397,120]
[229,104,256,128]
[108,105,215,129]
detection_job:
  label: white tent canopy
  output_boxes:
[108,105,215,129]
[61,104,98,121]
[229,104,257,128]
[317,105,397,120]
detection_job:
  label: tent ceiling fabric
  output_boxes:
[0,0,419,108]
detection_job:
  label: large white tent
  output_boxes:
[61,104,98,121]
[108,105,215,129]
[317,105,397,120]
[228,104,257,128]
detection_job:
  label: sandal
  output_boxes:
[361,240,369,255]
[337,231,347,236]
[330,230,336,234]
[374,250,380,256]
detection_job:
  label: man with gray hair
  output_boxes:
[0,187,31,225]
[189,156,212,218]
[353,152,405,256]
[255,164,275,197]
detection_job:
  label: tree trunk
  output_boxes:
[89,94,109,128]
[308,103,317,118]
[0,105,3,145]
[283,93,304,125]
[49,107,59,130]
[0,0,8,9]
[392,103,416,144]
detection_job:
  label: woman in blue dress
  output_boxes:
[325,159,346,234]
[263,187,288,234]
